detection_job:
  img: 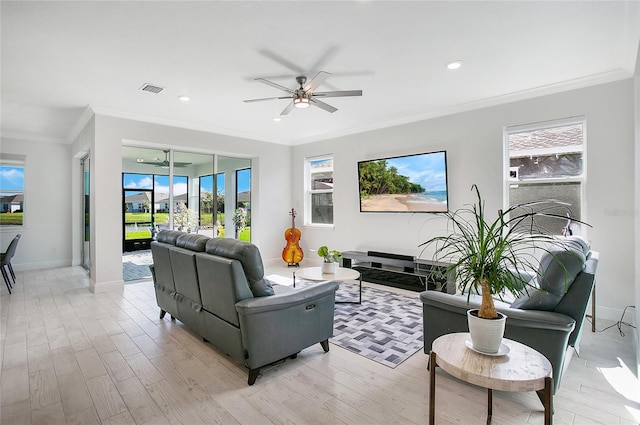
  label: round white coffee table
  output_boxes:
[293,266,362,304]
[429,332,553,425]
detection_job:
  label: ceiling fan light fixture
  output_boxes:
[293,97,310,109]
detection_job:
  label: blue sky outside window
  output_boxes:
[0,166,24,191]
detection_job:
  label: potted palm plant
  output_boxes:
[420,185,587,354]
[317,246,342,274]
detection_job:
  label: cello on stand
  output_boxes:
[282,208,303,267]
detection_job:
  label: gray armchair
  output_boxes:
[421,238,598,394]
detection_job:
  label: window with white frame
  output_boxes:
[506,118,585,235]
[0,155,25,227]
[305,156,334,225]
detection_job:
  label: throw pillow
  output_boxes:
[510,247,586,311]
[509,276,564,310]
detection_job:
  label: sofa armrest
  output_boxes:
[421,291,575,332]
[235,281,339,314]
[235,281,339,370]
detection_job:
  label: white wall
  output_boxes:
[0,137,72,269]
[634,46,640,374]
[293,79,635,322]
[71,114,291,291]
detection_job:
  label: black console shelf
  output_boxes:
[341,251,454,293]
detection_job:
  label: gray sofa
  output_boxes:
[420,237,599,394]
[150,230,338,385]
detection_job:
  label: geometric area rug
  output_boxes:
[331,283,424,368]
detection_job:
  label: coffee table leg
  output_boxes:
[429,351,437,425]
[487,389,492,425]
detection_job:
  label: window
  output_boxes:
[199,175,214,230]
[0,155,25,226]
[235,168,251,241]
[199,173,225,237]
[506,119,585,235]
[305,156,334,225]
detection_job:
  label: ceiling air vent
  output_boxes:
[139,83,164,94]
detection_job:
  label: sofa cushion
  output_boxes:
[510,247,586,311]
[156,230,183,245]
[176,233,209,252]
[205,238,275,297]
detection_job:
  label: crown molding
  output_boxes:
[89,106,291,145]
[0,130,68,145]
[8,69,629,148]
[294,68,632,145]
[66,105,96,143]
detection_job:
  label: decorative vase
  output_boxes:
[322,261,336,274]
[467,309,507,354]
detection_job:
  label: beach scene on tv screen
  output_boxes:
[359,151,448,212]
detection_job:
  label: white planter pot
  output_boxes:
[467,309,507,354]
[322,262,336,274]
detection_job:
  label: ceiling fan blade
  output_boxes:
[280,101,295,116]
[243,96,292,103]
[255,78,296,94]
[310,98,337,113]
[304,71,331,92]
[258,49,306,75]
[312,90,363,98]
[174,162,192,167]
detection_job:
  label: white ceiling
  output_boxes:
[2,1,639,146]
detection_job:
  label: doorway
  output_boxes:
[121,147,251,282]
[81,155,90,272]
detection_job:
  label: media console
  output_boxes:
[341,251,455,293]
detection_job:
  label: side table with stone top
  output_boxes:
[429,332,553,425]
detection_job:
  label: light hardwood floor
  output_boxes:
[1,266,638,425]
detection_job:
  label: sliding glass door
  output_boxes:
[122,147,251,250]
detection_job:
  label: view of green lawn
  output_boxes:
[125,230,152,240]
[125,227,250,241]
[0,212,23,226]
[124,211,249,241]
[125,212,220,227]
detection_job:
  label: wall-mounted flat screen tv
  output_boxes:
[358,150,448,213]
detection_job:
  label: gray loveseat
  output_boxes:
[420,237,599,394]
[150,230,339,385]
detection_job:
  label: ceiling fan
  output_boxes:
[140,150,192,168]
[243,71,362,115]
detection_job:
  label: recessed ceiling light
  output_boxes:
[178,95,190,102]
[273,117,282,122]
[136,158,144,163]
[446,60,463,70]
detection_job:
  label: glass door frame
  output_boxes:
[81,154,90,272]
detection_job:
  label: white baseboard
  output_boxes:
[90,279,124,293]
[263,257,323,268]
[595,305,635,323]
[13,259,72,271]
